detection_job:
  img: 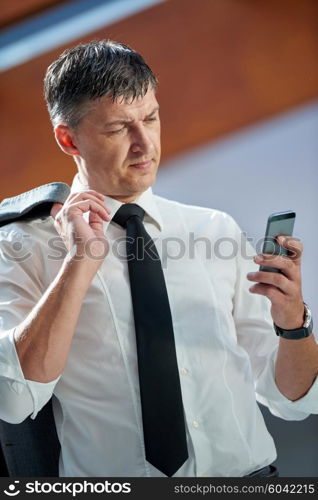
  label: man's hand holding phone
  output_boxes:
[247,211,305,331]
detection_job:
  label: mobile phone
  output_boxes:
[260,210,296,273]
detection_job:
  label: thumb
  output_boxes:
[50,202,64,219]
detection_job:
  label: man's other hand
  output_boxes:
[50,190,111,263]
[247,236,305,330]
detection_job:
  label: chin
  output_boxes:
[141,173,156,190]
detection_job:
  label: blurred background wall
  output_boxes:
[0,0,317,476]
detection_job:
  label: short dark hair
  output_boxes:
[44,39,158,128]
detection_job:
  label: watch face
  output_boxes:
[303,304,312,328]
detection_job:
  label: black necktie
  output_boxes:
[112,203,188,477]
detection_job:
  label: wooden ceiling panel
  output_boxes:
[0,0,70,28]
[0,0,317,197]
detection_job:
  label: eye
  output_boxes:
[108,127,125,135]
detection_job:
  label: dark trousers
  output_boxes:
[0,399,59,477]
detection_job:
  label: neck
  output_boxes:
[77,172,140,203]
[107,194,138,203]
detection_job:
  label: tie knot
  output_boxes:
[112,203,145,228]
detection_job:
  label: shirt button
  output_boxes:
[180,367,189,376]
[192,420,199,429]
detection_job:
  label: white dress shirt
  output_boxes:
[1,174,318,477]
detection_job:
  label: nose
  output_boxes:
[130,125,154,156]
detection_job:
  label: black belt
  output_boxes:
[245,465,279,477]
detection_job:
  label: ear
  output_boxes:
[54,124,79,156]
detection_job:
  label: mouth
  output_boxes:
[129,160,152,170]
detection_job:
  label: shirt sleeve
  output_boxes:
[230,216,318,420]
[0,224,59,423]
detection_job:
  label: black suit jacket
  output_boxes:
[0,182,70,476]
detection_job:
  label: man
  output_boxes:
[0,40,318,477]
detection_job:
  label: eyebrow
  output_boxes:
[104,106,160,128]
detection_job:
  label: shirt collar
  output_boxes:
[70,174,163,232]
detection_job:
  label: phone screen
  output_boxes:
[260,211,296,273]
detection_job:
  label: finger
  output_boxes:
[67,191,112,214]
[61,200,111,221]
[247,270,291,294]
[277,236,303,263]
[50,202,64,219]
[89,210,105,232]
[254,254,297,280]
[69,190,106,202]
[249,282,285,302]
[67,192,112,215]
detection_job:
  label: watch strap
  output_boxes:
[274,317,313,339]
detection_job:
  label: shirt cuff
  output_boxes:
[0,329,60,418]
[256,345,318,419]
[0,329,27,392]
[27,377,60,419]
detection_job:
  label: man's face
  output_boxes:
[70,87,161,202]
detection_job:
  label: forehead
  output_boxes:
[84,87,159,123]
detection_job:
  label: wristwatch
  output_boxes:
[274,303,313,339]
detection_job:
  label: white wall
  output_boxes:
[156,101,318,324]
[155,100,318,476]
